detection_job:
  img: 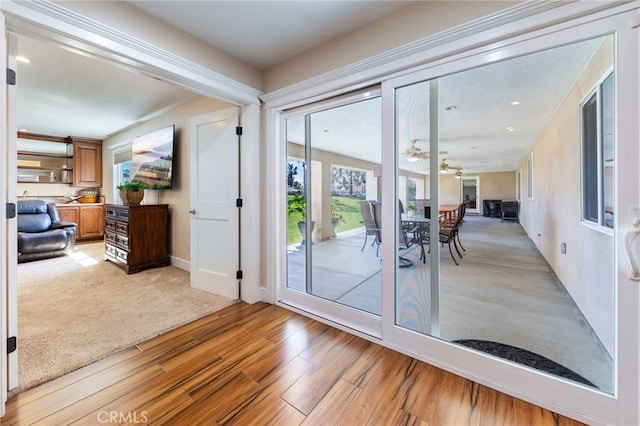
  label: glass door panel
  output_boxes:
[394,34,615,394]
[286,95,383,317]
[461,177,479,213]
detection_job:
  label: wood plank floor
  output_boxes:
[3,302,585,425]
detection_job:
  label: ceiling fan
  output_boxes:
[439,158,462,173]
[404,139,447,162]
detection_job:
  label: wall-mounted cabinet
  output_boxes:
[72,138,103,187]
[17,132,102,187]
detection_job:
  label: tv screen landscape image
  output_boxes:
[131,124,175,189]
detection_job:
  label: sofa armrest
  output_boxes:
[50,221,76,230]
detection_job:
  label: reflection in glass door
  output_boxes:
[394,35,615,394]
[285,93,383,320]
[461,177,479,214]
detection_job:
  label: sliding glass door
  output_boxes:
[393,33,616,393]
[283,90,383,335]
[278,8,639,423]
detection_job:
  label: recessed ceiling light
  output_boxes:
[510,101,520,106]
[16,56,30,63]
[445,105,457,111]
[506,126,515,132]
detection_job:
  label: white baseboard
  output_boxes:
[170,256,190,272]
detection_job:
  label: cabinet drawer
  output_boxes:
[116,248,128,262]
[105,218,116,232]
[115,221,128,234]
[105,231,117,245]
[116,210,129,222]
[105,243,117,257]
[105,207,118,219]
[116,234,129,249]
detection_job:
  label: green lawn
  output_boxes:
[287,195,364,244]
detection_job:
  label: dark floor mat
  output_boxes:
[453,339,597,388]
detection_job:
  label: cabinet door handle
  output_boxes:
[189,209,196,215]
[624,209,640,281]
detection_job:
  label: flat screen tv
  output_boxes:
[131,124,175,189]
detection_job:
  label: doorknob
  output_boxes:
[624,207,640,281]
[189,209,196,215]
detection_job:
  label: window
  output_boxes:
[581,72,614,228]
[113,146,132,197]
[527,153,533,199]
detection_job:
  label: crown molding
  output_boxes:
[261,0,633,109]
[1,0,262,106]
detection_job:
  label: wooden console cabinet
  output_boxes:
[57,204,104,241]
[104,203,169,274]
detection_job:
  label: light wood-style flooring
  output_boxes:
[4,302,584,425]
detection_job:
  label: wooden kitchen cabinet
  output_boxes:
[57,204,105,241]
[72,138,102,187]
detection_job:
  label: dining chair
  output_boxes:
[358,200,380,254]
[439,203,465,265]
[372,201,417,267]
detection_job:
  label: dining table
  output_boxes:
[438,204,460,224]
[401,213,431,263]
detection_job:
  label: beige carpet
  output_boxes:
[16,242,236,393]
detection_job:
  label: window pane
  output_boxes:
[601,73,614,228]
[582,93,598,223]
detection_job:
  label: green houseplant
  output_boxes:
[287,190,314,244]
[116,182,147,205]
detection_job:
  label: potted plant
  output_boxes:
[287,190,314,244]
[406,201,417,218]
[330,198,347,238]
[116,181,147,205]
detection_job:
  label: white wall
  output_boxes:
[103,96,232,263]
[518,37,614,355]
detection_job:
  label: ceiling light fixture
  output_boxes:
[506,126,515,132]
[510,101,520,106]
[407,156,419,163]
[16,56,30,63]
[445,105,457,111]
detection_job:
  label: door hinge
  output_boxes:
[236,126,243,136]
[7,336,16,354]
[6,202,16,219]
[236,198,243,208]
[7,68,16,86]
[236,270,243,280]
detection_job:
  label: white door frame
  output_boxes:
[460,176,480,214]
[0,1,263,414]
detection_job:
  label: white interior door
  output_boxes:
[190,108,240,299]
[2,30,19,415]
[461,176,479,214]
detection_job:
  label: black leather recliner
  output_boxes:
[17,200,77,263]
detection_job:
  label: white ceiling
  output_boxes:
[286,36,608,174]
[129,1,411,70]
[15,1,412,139]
